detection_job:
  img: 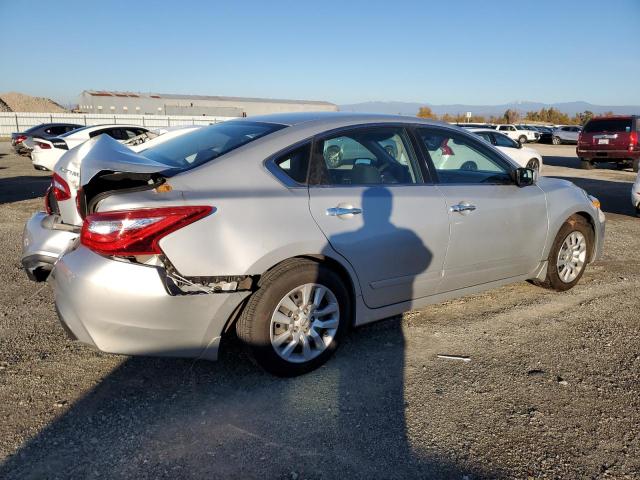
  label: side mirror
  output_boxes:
[513,167,536,187]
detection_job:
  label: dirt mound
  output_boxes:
[0,92,67,113]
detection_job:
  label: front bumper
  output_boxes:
[50,246,250,361]
[593,207,606,262]
[21,212,79,281]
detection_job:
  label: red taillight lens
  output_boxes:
[80,206,213,256]
[35,141,51,149]
[630,131,638,150]
[52,173,71,201]
[44,187,52,215]
[16,135,27,143]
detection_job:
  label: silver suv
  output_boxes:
[553,125,582,145]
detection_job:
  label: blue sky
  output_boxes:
[1,0,638,106]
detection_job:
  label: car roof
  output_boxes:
[238,111,448,129]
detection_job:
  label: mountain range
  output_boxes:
[339,101,640,117]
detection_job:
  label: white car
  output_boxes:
[632,170,640,216]
[31,124,150,172]
[469,128,543,171]
[493,124,539,144]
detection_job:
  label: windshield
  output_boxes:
[140,121,286,169]
[583,118,632,133]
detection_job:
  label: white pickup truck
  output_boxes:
[493,124,540,144]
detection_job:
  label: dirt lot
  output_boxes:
[0,141,638,479]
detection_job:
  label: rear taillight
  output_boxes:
[578,132,583,144]
[44,187,52,215]
[80,206,213,257]
[35,141,51,149]
[16,135,27,143]
[52,173,71,201]
[630,131,638,151]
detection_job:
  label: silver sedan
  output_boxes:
[29,112,605,376]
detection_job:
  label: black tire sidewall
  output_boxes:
[546,219,592,291]
[243,263,350,376]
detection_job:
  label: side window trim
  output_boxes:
[416,126,516,186]
[309,124,425,188]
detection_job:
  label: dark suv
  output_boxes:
[577,116,640,171]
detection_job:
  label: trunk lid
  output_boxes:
[53,135,176,223]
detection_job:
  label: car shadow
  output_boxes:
[0,333,501,479]
[543,154,636,172]
[0,176,50,204]
[549,175,636,216]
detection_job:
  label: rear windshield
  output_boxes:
[140,121,286,169]
[583,118,632,133]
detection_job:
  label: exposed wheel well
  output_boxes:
[571,212,596,261]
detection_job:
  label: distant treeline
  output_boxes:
[416,106,614,125]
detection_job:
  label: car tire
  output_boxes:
[518,135,527,145]
[580,158,595,170]
[534,215,592,292]
[236,258,350,377]
[526,158,540,172]
[633,158,639,173]
[552,136,561,145]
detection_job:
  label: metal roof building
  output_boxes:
[77,90,337,117]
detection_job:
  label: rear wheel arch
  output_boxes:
[222,254,358,336]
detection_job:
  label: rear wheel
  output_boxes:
[526,158,540,172]
[552,136,561,145]
[518,135,527,145]
[580,158,595,170]
[236,259,350,376]
[633,158,639,173]
[534,215,592,292]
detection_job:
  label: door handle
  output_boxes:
[326,207,362,217]
[450,202,476,214]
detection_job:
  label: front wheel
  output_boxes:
[236,259,350,376]
[526,158,540,172]
[534,216,592,292]
[552,136,561,145]
[518,135,527,145]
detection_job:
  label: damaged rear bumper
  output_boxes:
[50,246,250,361]
[21,212,79,281]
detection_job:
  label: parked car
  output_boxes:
[469,128,543,171]
[11,123,83,154]
[31,124,150,171]
[516,125,542,142]
[22,126,202,281]
[552,125,582,145]
[535,126,555,144]
[632,170,640,215]
[576,116,640,171]
[23,113,605,377]
[494,124,539,144]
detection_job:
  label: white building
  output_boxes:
[77,90,337,117]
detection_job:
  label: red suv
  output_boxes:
[577,115,640,171]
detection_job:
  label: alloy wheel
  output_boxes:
[270,283,339,363]
[556,231,587,283]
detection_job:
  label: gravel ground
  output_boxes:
[0,142,638,479]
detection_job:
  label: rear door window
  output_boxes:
[310,126,422,186]
[584,118,633,133]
